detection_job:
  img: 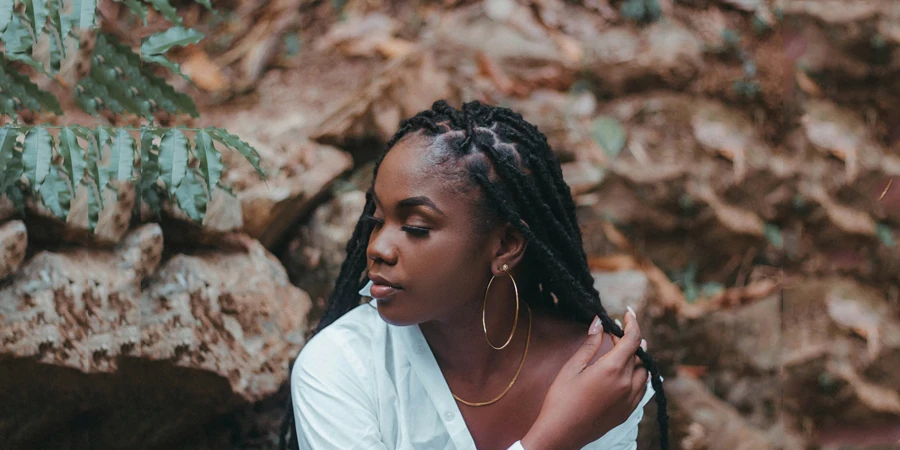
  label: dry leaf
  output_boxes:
[182,51,228,92]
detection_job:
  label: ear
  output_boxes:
[491,220,529,274]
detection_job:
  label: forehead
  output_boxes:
[373,133,471,206]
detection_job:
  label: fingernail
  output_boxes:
[589,316,602,335]
[640,339,647,350]
[615,318,623,328]
[627,306,637,319]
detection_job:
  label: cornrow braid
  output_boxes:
[280,100,669,450]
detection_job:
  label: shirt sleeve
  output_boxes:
[291,331,388,450]
[507,441,526,450]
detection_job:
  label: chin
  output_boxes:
[375,300,422,327]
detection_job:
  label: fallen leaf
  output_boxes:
[182,51,228,92]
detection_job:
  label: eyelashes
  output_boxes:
[363,214,430,237]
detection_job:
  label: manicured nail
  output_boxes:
[589,316,602,335]
[627,306,637,319]
[615,318,623,328]
[640,339,647,351]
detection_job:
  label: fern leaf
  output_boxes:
[65,0,96,31]
[119,0,147,24]
[23,127,54,192]
[143,53,193,83]
[48,0,65,71]
[209,127,265,179]
[3,14,33,54]
[141,26,203,56]
[174,168,207,222]
[146,0,181,24]
[85,178,100,232]
[110,127,135,184]
[0,55,62,114]
[38,165,72,220]
[0,0,13,32]
[84,137,105,210]
[158,128,188,195]
[4,182,25,214]
[194,130,221,196]
[58,127,87,188]
[25,0,50,40]
[0,125,19,190]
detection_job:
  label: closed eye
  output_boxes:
[363,214,430,237]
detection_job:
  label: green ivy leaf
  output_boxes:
[146,0,181,25]
[591,116,627,160]
[110,128,135,184]
[209,127,265,179]
[0,0,13,32]
[23,126,54,192]
[58,127,87,188]
[174,168,207,222]
[141,26,203,56]
[25,0,50,40]
[38,165,72,220]
[194,130,221,196]
[194,0,212,11]
[158,128,188,195]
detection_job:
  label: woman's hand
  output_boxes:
[520,310,648,450]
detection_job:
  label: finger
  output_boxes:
[633,339,647,366]
[605,309,643,367]
[611,318,622,346]
[568,316,605,374]
[629,367,649,409]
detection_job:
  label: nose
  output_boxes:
[366,226,398,266]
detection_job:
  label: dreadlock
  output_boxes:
[280,100,669,450]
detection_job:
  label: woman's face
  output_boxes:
[366,133,496,326]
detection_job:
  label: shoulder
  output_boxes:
[532,311,614,364]
[292,301,384,384]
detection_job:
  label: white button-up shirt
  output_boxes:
[291,282,655,450]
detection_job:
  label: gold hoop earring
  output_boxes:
[482,263,519,350]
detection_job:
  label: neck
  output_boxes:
[418,275,532,383]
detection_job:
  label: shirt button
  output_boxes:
[444,411,455,421]
[414,344,425,354]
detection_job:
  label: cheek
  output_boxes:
[409,233,486,296]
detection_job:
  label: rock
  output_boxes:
[0,220,26,280]
[583,21,703,93]
[283,189,367,325]
[0,195,15,222]
[665,374,777,450]
[782,278,900,431]
[562,160,606,195]
[140,237,310,401]
[0,224,162,372]
[196,129,353,248]
[0,226,312,448]
[591,269,649,318]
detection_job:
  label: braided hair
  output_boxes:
[280,100,669,449]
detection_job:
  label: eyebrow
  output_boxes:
[370,189,445,216]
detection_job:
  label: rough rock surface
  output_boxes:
[0,225,311,449]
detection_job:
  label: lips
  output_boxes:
[368,273,402,300]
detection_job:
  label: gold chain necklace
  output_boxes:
[451,304,532,407]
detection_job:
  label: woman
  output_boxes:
[280,101,668,450]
